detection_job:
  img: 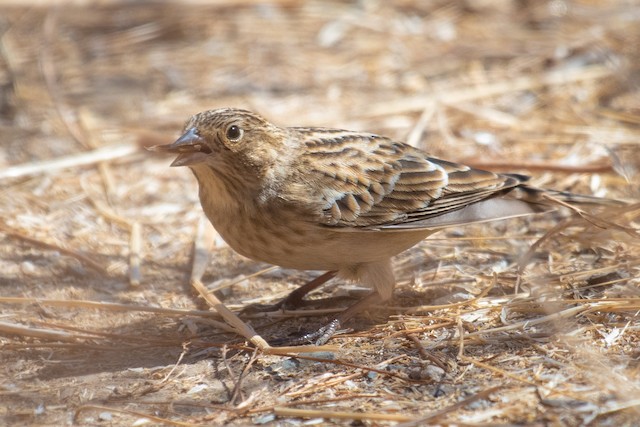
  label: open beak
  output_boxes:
[147,128,211,167]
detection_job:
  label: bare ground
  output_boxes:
[1,1,639,426]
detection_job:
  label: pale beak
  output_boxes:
[147,128,211,167]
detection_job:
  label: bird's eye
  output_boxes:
[226,125,243,141]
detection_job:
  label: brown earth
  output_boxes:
[1,1,639,426]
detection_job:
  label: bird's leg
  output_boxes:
[272,260,394,345]
[241,270,338,314]
[273,291,383,346]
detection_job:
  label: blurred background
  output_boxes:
[3,0,639,167]
[1,1,639,425]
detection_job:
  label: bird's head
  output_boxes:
[149,108,289,183]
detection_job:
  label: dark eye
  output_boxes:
[226,125,243,141]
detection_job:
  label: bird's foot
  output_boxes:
[271,319,342,346]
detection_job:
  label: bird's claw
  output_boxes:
[270,319,342,346]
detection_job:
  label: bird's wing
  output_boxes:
[283,129,535,231]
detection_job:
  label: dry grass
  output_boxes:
[1,1,639,425]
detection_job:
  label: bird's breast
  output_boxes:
[192,165,433,270]
[202,197,433,271]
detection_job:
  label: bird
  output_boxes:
[149,107,620,345]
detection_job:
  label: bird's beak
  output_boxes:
[147,128,211,167]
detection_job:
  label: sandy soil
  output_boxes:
[1,1,639,425]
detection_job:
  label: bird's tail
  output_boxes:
[517,185,627,208]
[512,184,639,238]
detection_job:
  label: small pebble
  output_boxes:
[253,413,276,424]
[99,412,112,421]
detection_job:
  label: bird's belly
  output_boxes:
[209,209,433,270]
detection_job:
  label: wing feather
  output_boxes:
[283,129,527,230]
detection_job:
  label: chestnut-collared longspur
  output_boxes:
[151,108,618,345]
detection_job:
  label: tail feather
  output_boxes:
[514,185,639,238]
[516,185,627,207]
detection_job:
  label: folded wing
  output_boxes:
[285,129,539,231]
